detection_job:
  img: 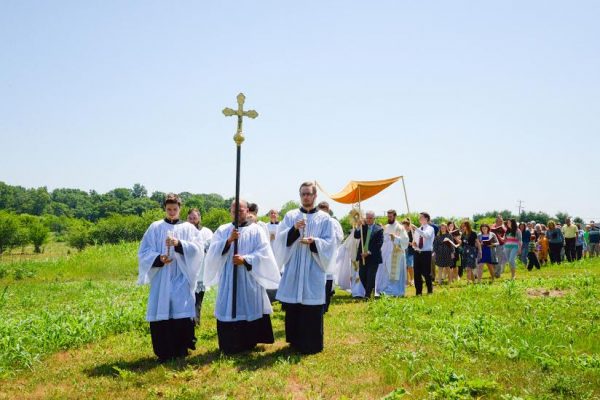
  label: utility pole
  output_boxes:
[517,200,524,216]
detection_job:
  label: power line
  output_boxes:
[517,200,524,216]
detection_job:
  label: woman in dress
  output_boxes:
[477,224,498,284]
[460,220,480,284]
[447,221,461,282]
[433,223,456,285]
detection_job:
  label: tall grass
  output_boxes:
[0,243,145,377]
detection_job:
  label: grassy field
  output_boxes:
[0,243,599,399]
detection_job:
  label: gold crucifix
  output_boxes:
[222,93,259,146]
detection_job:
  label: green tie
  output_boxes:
[365,225,373,250]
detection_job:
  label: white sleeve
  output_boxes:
[203,225,230,287]
[243,228,281,290]
[137,225,160,285]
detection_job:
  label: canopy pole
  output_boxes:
[401,177,411,217]
[358,187,366,263]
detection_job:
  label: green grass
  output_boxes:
[0,241,72,265]
[0,244,599,399]
[0,243,145,378]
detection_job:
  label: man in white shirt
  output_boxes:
[410,212,435,295]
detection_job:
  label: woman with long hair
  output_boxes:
[477,224,498,284]
[460,220,480,284]
[433,223,455,285]
[401,219,415,286]
[447,221,461,282]
[504,219,522,280]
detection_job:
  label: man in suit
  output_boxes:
[354,211,384,298]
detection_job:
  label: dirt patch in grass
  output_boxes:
[286,375,308,400]
[526,288,568,298]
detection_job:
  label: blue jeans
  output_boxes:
[406,253,414,268]
[504,246,519,271]
[520,242,529,264]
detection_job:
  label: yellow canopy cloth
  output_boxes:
[316,176,402,204]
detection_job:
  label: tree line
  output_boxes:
[0,182,581,254]
[0,182,233,221]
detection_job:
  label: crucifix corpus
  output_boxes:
[222,93,259,319]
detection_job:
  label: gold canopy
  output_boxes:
[317,176,402,204]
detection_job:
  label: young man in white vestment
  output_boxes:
[187,208,213,325]
[267,209,280,243]
[138,194,204,362]
[274,182,336,354]
[204,200,281,354]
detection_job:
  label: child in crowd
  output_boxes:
[527,235,541,270]
[538,232,549,265]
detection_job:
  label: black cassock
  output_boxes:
[282,302,324,354]
[217,315,275,355]
[150,318,196,362]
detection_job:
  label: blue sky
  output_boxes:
[1,1,599,220]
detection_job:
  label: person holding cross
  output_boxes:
[203,199,280,354]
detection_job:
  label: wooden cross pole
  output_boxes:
[222,93,258,319]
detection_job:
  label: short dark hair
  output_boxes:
[248,203,259,214]
[164,193,181,207]
[387,209,397,217]
[299,181,317,195]
[420,212,431,222]
[317,201,330,210]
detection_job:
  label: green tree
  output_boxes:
[339,215,353,234]
[473,210,515,222]
[12,226,30,254]
[28,221,49,253]
[474,217,496,228]
[67,221,91,251]
[42,214,70,240]
[131,183,147,199]
[107,188,133,202]
[150,191,166,206]
[202,208,231,232]
[90,215,148,244]
[280,200,300,216]
[555,211,570,224]
[121,197,157,216]
[519,211,551,225]
[0,212,18,254]
[29,187,51,215]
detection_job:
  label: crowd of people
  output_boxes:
[136,184,599,362]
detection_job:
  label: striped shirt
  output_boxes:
[504,230,522,249]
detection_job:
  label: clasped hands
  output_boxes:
[226,229,247,266]
[160,237,180,265]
